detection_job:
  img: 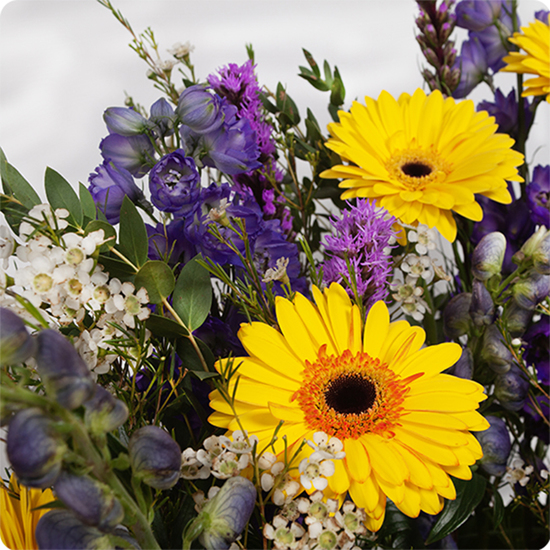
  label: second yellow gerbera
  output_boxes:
[320,88,524,242]
[209,282,489,531]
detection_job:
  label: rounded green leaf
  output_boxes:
[135,261,175,304]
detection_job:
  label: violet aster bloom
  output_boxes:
[526,165,550,227]
[452,34,489,98]
[322,199,396,312]
[103,107,153,136]
[455,0,502,32]
[149,150,201,214]
[176,84,225,134]
[478,88,534,140]
[100,133,155,178]
[88,161,145,224]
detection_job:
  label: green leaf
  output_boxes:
[302,48,320,77]
[145,314,188,339]
[117,196,148,269]
[135,261,175,304]
[0,150,41,208]
[492,487,505,529]
[175,335,215,373]
[85,220,116,252]
[426,474,487,544]
[44,167,83,227]
[330,66,346,106]
[172,256,212,331]
[97,254,137,281]
[79,182,97,221]
[0,194,28,233]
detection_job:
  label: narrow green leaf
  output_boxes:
[492,488,505,529]
[117,196,148,269]
[79,182,97,221]
[172,257,212,331]
[0,153,41,208]
[426,474,487,544]
[44,167,83,226]
[135,261,175,304]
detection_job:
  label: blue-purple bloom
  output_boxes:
[475,415,511,476]
[149,98,176,137]
[103,107,153,136]
[526,165,550,227]
[176,84,225,134]
[148,150,201,214]
[99,134,155,178]
[88,161,145,224]
[452,34,489,98]
[523,316,550,385]
[455,0,503,32]
[322,200,395,312]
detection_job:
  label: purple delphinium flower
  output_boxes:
[452,34,489,98]
[176,84,225,134]
[149,98,176,138]
[103,107,153,136]
[523,315,550,385]
[149,150,201,214]
[99,133,155,178]
[477,88,534,140]
[322,199,396,312]
[88,161,145,224]
[535,9,550,22]
[455,0,502,32]
[526,165,550,227]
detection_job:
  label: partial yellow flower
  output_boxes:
[320,88,524,242]
[0,473,55,550]
[501,14,550,102]
[209,283,489,531]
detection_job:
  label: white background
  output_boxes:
[0,1,549,548]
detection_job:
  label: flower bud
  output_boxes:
[443,293,472,339]
[469,280,495,326]
[7,408,66,488]
[519,226,549,259]
[481,324,512,374]
[502,299,533,337]
[176,85,224,134]
[35,329,96,410]
[0,308,37,366]
[128,425,182,490]
[103,107,153,136]
[198,476,257,550]
[512,272,550,310]
[494,365,530,412]
[84,385,128,436]
[475,415,511,476]
[53,472,124,532]
[446,347,473,379]
[472,232,506,280]
[36,509,140,550]
[533,230,550,275]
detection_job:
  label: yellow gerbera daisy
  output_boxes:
[501,14,550,102]
[0,473,55,550]
[320,88,524,242]
[209,283,490,531]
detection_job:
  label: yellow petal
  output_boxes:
[362,434,409,485]
[363,300,390,358]
[344,438,371,482]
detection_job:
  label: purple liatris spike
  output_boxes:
[322,200,396,312]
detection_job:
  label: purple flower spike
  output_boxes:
[526,165,550,227]
[88,161,145,224]
[149,150,201,214]
[99,134,155,178]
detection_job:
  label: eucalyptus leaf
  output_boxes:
[135,261,175,304]
[117,195,148,269]
[172,257,212,331]
[44,167,83,227]
[175,335,215,373]
[79,182,97,221]
[426,474,487,544]
[0,151,41,208]
[146,314,189,339]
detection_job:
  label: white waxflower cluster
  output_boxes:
[1,204,152,375]
[504,457,535,487]
[391,224,450,322]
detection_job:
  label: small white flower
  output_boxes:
[181,448,211,480]
[408,224,437,255]
[207,198,230,225]
[262,257,290,285]
[401,254,434,283]
[299,456,334,491]
[227,430,258,454]
[541,469,549,480]
[504,458,535,487]
[168,41,195,59]
[0,226,14,269]
[258,451,277,470]
[307,432,345,461]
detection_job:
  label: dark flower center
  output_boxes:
[401,162,433,178]
[324,374,376,415]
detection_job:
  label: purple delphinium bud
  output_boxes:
[477,89,534,140]
[523,316,549,385]
[197,476,257,550]
[494,364,530,411]
[456,0,502,31]
[475,415,511,476]
[0,308,36,366]
[176,84,224,134]
[99,134,155,178]
[7,408,66,488]
[445,347,474,379]
[481,324,513,373]
[502,299,533,337]
[322,200,396,313]
[443,293,473,339]
[512,271,550,310]
[452,34,489,98]
[149,98,176,137]
[148,150,201,214]
[53,472,124,532]
[103,107,153,136]
[35,329,96,410]
[128,425,182,490]
[36,509,141,550]
[83,385,128,436]
[469,279,495,326]
[88,161,145,225]
[535,9,550,22]
[526,165,550,228]
[472,232,506,281]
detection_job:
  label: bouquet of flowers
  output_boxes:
[0,0,548,548]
